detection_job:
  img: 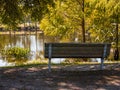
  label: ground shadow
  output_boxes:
[0,66,120,90]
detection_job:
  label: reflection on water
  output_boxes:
[0,59,8,66]
[0,34,44,66]
[0,34,68,66]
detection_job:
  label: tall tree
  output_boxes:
[41,0,92,42]
[89,0,120,43]
[0,0,23,29]
[0,0,54,29]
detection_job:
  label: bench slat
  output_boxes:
[44,43,111,58]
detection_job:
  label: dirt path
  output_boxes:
[0,64,120,90]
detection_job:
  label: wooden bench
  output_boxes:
[44,43,111,72]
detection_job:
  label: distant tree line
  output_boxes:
[0,0,120,43]
[0,0,54,30]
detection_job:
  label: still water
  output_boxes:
[0,34,65,66]
[0,34,45,66]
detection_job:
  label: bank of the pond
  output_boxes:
[0,31,43,35]
[1,61,120,69]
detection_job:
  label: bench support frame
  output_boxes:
[48,44,52,72]
[45,43,110,72]
[100,44,107,70]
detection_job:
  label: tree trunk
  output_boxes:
[81,0,86,43]
[116,15,119,47]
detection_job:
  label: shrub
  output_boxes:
[4,47,30,59]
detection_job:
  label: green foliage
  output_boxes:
[88,0,120,43]
[0,0,23,29]
[2,47,30,59]
[0,0,54,28]
[0,0,120,44]
[40,0,82,41]
[40,0,120,43]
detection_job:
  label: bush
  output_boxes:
[3,47,30,59]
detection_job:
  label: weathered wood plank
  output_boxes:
[44,43,111,58]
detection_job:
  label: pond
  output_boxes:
[0,33,45,66]
[0,33,66,66]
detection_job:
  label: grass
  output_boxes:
[1,60,120,69]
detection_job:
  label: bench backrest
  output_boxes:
[44,43,111,58]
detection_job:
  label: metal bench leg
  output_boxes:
[48,58,51,72]
[100,44,107,70]
[48,44,52,72]
[100,58,104,70]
